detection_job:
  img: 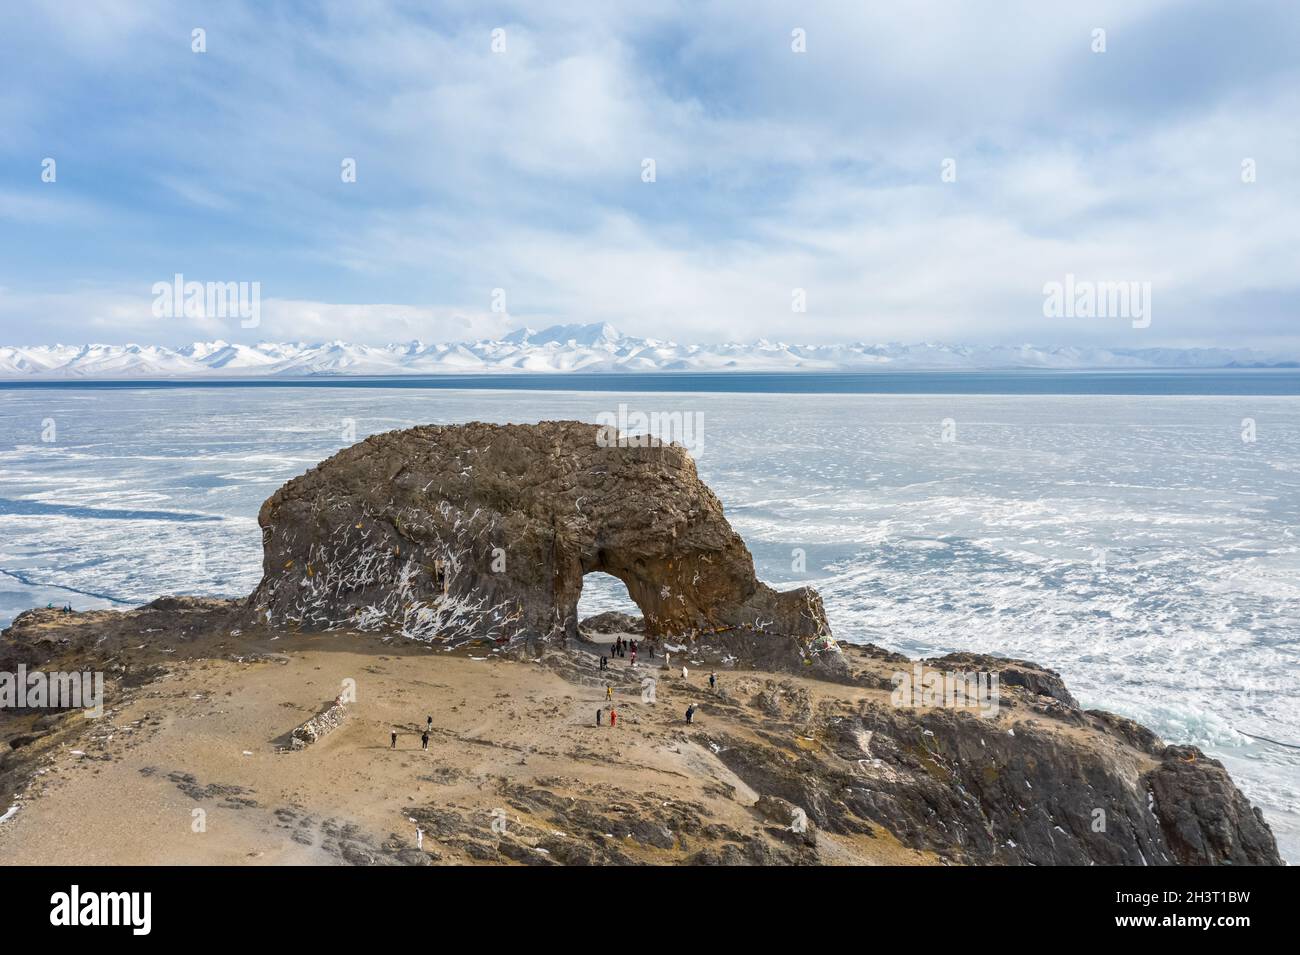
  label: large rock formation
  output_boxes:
[247,421,831,648]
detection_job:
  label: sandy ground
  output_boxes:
[0,628,936,865]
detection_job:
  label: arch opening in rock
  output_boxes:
[576,571,642,627]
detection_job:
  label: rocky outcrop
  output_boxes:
[1147,745,1281,865]
[703,646,1284,866]
[247,421,830,648]
[926,651,1079,708]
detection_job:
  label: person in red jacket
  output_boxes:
[610,708,617,727]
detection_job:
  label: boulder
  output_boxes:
[754,794,812,831]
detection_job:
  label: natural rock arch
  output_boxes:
[247,421,831,648]
[575,571,642,623]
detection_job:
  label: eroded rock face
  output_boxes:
[247,421,831,647]
[1147,745,1281,865]
[704,647,1283,866]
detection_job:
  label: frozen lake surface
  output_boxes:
[1,384,1297,860]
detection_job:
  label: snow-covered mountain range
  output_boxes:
[1,323,1296,379]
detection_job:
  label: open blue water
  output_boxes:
[1,375,1297,860]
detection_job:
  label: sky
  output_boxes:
[1,0,1297,348]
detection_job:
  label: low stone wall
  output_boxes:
[289,699,348,750]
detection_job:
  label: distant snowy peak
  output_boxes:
[501,322,622,347]
[1,323,1296,378]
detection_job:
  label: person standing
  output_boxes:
[390,730,397,749]
[686,704,696,724]
[421,731,429,751]
[610,708,617,728]
[596,708,603,727]
[606,684,613,702]
[709,672,717,690]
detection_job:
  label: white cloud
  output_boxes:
[1,0,1296,347]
